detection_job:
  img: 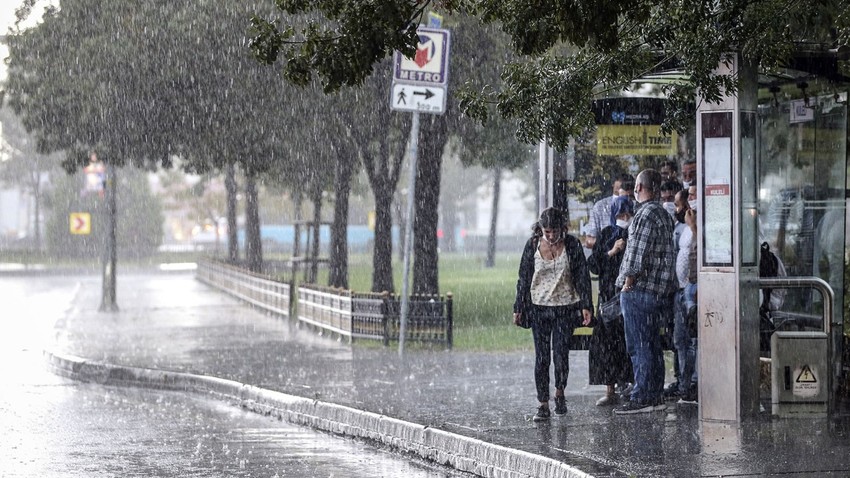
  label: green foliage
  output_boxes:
[6,1,305,180]
[251,0,850,151]
[250,1,426,92]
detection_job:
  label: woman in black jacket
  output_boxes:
[513,207,593,421]
[587,196,634,406]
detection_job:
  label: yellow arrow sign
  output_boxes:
[70,212,91,235]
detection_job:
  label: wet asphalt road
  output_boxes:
[0,274,469,478]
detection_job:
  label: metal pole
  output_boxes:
[99,160,119,312]
[399,111,420,356]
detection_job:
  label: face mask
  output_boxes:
[675,210,686,223]
[688,199,698,210]
[616,219,631,229]
[682,181,690,189]
[663,202,676,216]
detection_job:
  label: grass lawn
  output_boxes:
[323,252,563,352]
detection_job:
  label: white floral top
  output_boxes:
[530,247,580,306]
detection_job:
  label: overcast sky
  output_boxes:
[0,1,53,81]
[0,1,19,32]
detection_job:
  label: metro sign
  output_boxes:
[393,28,450,85]
[70,212,91,235]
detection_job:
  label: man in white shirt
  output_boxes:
[585,174,631,249]
[671,189,698,404]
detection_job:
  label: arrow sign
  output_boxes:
[413,89,435,100]
[391,83,446,114]
[70,212,92,235]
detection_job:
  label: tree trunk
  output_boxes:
[225,163,239,264]
[361,124,407,294]
[291,189,303,280]
[485,167,502,268]
[309,184,322,284]
[329,152,353,289]
[440,195,458,253]
[33,172,42,252]
[413,114,448,295]
[395,191,406,262]
[99,161,118,312]
[244,167,263,273]
[372,185,394,293]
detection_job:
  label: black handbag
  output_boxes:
[598,294,623,326]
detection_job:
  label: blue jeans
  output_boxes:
[674,289,698,395]
[684,283,697,311]
[621,290,667,405]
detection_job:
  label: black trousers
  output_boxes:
[530,304,579,403]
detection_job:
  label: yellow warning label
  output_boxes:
[796,365,817,383]
[792,364,819,398]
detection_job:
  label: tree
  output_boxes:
[8,1,325,276]
[328,146,356,289]
[224,164,239,264]
[337,60,410,293]
[250,0,850,151]
[455,115,535,267]
[0,107,61,251]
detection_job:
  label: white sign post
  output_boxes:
[392,27,450,357]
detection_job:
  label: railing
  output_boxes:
[383,293,453,346]
[297,284,354,339]
[297,284,453,347]
[196,259,452,347]
[759,276,839,400]
[197,259,292,318]
[351,291,390,342]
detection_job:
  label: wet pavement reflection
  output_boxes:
[0,275,470,477]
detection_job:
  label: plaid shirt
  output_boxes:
[616,200,677,296]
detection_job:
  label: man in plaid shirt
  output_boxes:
[613,169,678,415]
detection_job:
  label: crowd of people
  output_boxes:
[514,159,701,420]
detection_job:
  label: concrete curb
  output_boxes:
[44,350,593,478]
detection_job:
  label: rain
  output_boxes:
[2,1,850,477]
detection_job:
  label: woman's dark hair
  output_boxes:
[531,221,542,236]
[538,207,567,230]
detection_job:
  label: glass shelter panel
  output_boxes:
[741,112,758,267]
[702,112,734,267]
[757,82,847,330]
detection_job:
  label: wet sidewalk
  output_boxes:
[48,272,850,477]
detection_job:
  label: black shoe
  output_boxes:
[678,387,698,405]
[554,396,567,416]
[614,400,656,415]
[663,381,681,400]
[618,383,633,402]
[533,405,551,421]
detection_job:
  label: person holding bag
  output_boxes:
[587,196,634,406]
[513,207,593,421]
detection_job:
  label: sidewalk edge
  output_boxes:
[43,349,593,478]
